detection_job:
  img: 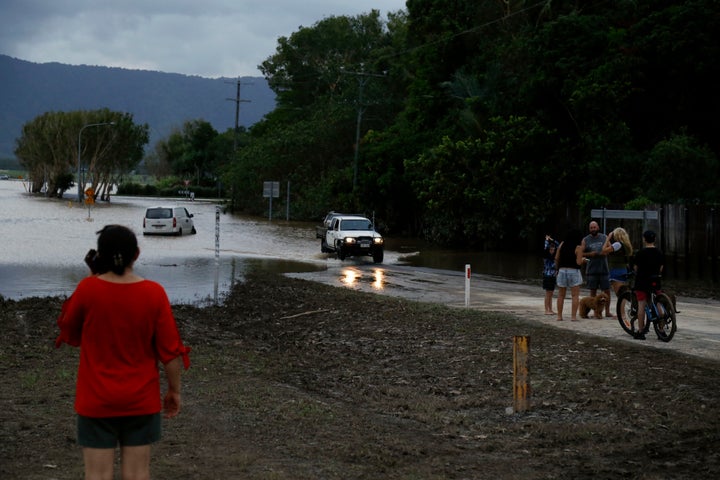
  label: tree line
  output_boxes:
[15,1,720,250]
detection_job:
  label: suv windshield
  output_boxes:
[342,219,373,231]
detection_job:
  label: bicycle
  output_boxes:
[616,271,677,342]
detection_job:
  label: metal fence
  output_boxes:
[590,206,719,284]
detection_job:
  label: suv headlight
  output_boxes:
[373,237,384,245]
[344,237,356,244]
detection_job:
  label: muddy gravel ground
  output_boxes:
[2,271,719,479]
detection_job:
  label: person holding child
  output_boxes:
[542,235,560,315]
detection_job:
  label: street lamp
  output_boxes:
[77,122,115,203]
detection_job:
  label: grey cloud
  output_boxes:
[0,0,406,77]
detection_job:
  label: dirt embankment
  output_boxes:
[2,272,719,479]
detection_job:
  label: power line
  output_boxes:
[226,77,252,151]
[340,66,387,189]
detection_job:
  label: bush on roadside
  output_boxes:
[117,182,158,196]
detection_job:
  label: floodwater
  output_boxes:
[0,179,545,305]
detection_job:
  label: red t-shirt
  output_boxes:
[56,276,190,418]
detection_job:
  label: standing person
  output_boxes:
[581,221,613,317]
[56,225,191,480]
[602,227,635,294]
[555,228,585,321]
[542,235,560,315]
[632,230,664,340]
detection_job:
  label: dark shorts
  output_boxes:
[585,273,610,290]
[542,275,556,291]
[77,413,161,448]
[609,268,631,283]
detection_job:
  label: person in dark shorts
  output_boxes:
[632,230,665,340]
[602,227,635,294]
[56,225,191,479]
[581,221,613,317]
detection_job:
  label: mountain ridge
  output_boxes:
[0,54,276,158]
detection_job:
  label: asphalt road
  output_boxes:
[289,262,720,362]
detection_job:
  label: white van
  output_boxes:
[143,206,196,236]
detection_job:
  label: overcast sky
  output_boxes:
[0,0,407,78]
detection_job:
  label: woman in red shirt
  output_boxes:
[56,225,190,480]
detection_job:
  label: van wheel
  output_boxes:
[177,228,183,237]
[191,226,197,234]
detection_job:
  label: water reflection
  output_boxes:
[340,267,385,291]
[341,269,358,286]
[372,269,384,290]
[0,254,324,306]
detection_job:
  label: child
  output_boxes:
[632,230,664,339]
[543,235,560,314]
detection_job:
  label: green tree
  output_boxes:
[643,133,719,204]
[405,116,558,248]
[155,120,219,185]
[225,11,405,218]
[15,109,148,198]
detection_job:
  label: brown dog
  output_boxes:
[579,292,610,318]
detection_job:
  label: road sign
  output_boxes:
[263,181,280,198]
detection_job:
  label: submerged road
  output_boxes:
[288,262,720,363]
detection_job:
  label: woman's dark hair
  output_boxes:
[96,225,138,275]
[563,228,584,247]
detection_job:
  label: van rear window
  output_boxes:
[146,208,173,219]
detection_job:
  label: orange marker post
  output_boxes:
[513,335,531,413]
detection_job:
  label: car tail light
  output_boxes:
[173,217,177,228]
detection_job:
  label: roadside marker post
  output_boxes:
[215,206,220,261]
[214,205,221,304]
[513,335,531,413]
[464,264,471,307]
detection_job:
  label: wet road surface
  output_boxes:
[289,261,720,363]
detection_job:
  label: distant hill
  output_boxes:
[0,54,276,158]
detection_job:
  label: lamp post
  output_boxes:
[77,122,114,203]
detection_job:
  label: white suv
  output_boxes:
[143,207,196,236]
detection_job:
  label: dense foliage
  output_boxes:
[220,0,719,248]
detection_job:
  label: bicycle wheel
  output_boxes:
[653,293,677,342]
[616,290,638,336]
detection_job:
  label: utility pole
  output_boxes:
[341,66,386,189]
[226,77,251,151]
